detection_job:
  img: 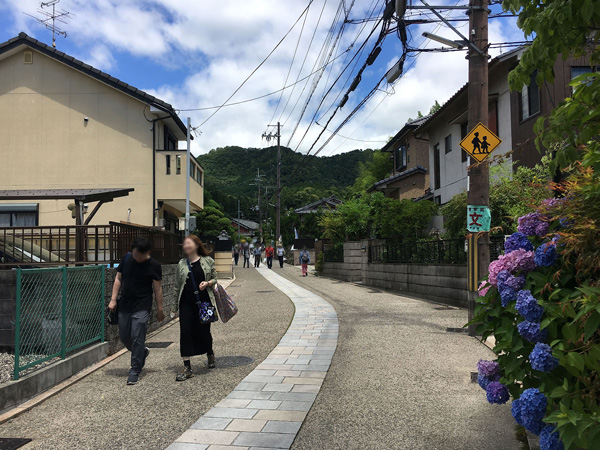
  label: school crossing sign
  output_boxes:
[459,122,502,162]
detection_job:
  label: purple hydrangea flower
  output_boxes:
[477,359,500,377]
[486,381,510,404]
[488,250,536,286]
[530,343,559,372]
[516,290,544,322]
[539,425,564,450]
[505,232,534,253]
[500,286,517,307]
[498,273,526,292]
[519,388,548,435]
[477,373,500,390]
[518,321,548,343]
[535,242,558,267]
[518,212,548,237]
[511,398,523,426]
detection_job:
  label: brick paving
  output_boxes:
[168,267,338,450]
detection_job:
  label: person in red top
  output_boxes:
[265,243,275,269]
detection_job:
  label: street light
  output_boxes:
[422,31,466,49]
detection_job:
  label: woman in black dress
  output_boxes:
[174,235,218,381]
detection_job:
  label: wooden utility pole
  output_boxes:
[466,0,490,333]
[276,122,281,243]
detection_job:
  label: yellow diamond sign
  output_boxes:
[459,122,502,162]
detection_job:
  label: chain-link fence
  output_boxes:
[14,265,105,380]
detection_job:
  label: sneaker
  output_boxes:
[208,354,216,369]
[127,372,139,385]
[176,367,194,381]
[142,347,150,368]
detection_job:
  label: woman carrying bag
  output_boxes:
[174,235,218,381]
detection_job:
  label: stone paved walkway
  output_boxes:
[168,267,338,450]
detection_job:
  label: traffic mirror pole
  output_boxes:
[466,0,490,335]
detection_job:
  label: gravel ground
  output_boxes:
[278,268,520,450]
[0,267,294,450]
[0,353,59,383]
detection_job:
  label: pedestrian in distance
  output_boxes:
[277,244,285,268]
[109,237,164,386]
[299,246,310,277]
[253,244,262,268]
[174,235,218,381]
[242,243,250,268]
[233,245,239,266]
[265,242,274,269]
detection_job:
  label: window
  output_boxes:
[434,195,441,205]
[0,205,38,226]
[176,155,181,174]
[461,123,468,162]
[433,143,441,190]
[196,168,202,185]
[520,71,541,121]
[190,163,195,179]
[165,129,177,150]
[396,143,408,172]
[571,66,598,91]
[444,134,452,154]
[165,155,171,175]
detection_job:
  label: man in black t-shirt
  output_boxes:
[109,237,165,385]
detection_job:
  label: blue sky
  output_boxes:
[0,0,524,156]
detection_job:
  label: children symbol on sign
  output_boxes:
[481,136,490,154]
[471,132,482,154]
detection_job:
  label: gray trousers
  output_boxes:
[118,310,150,374]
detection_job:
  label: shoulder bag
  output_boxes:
[213,282,238,323]
[187,259,218,324]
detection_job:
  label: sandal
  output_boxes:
[176,367,194,381]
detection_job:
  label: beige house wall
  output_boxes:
[0,48,202,227]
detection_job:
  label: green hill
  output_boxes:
[196,146,375,219]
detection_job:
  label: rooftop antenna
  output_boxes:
[24,0,72,48]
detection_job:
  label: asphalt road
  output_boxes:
[277,267,520,450]
[0,266,294,450]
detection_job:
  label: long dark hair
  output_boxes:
[185,235,210,256]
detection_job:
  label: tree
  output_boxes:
[193,199,234,239]
[352,150,392,193]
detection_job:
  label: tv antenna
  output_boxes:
[24,0,72,48]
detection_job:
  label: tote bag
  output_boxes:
[213,283,238,323]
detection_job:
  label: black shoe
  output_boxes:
[127,372,139,385]
[142,347,150,368]
[176,367,194,381]
[208,354,216,369]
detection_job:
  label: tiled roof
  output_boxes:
[369,165,427,191]
[0,32,188,135]
[294,195,343,214]
[231,218,259,230]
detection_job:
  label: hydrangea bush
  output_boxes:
[471,202,600,450]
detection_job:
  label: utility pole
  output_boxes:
[185,117,192,236]
[466,0,490,333]
[251,169,265,241]
[262,123,282,243]
[237,199,241,239]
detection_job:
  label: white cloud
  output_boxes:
[6,0,523,156]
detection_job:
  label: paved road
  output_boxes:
[0,267,294,450]
[277,267,520,450]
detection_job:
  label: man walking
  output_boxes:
[265,242,274,269]
[277,244,285,268]
[253,244,262,268]
[242,244,251,268]
[109,237,164,385]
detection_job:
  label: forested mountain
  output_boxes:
[196,145,376,219]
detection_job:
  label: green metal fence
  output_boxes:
[14,265,105,380]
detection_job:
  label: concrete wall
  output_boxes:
[0,47,202,227]
[321,240,468,308]
[0,271,16,349]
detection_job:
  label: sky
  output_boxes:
[0,0,526,157]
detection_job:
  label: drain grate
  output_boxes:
[147,341,173,348]
[208,356,255,368]
[255,290,274,293]
[435,306,453,310]
[0,438,32,450]
[446,327,469,334]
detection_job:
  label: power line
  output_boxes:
[196,1,314,127]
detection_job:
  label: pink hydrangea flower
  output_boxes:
[478,281,491,297]
[488,249,536,286]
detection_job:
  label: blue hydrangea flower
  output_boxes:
[535,242,558,267]
[518,321,548,343]
[498,273,526,293]
[500,285,517,307]
[477,373,500,390]
[539,425,564,450]
[477,359,500,377]
[516,290,544,322]
[511,398,523,426]
[518,212,547,237]
[505,232,534,253]
[519,388,548,435]
[530,343,559,372]
[486,381,510,404]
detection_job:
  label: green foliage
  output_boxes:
[441,159,552,238]
[472,211,600,449]
[193,200,235,239]
[315,252,324,274]
[352,150,393,193]
[319,192,437,244]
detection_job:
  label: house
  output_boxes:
[368,116,430,200]
[294,195,343,215]
[415,46,593,208]
[231,218,259,236]
[0,33,203,232]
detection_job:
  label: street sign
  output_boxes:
[467,205,491,232]
[459,122,502,162]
